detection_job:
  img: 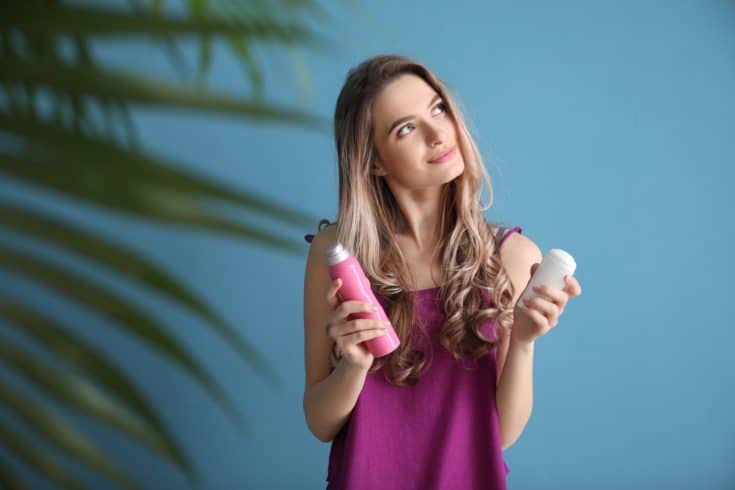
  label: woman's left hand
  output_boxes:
[511,263,583,346]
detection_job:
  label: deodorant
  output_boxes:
[326,242,401,358]
[518,249,577,308]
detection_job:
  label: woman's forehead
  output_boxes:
[372,75,438,132]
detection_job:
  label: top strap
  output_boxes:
[304,218,334,244]
[495,226,523,248]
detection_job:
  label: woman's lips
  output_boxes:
[428,145,457,164]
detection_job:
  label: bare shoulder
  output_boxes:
[497,231,543,303]
[304,221,338,311]
[307,223,337,259]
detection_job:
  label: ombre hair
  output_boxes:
[329,54,516,387]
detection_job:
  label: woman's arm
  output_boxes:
[495,233,543,450]
[303,358,369,442]
[302,226,368,442]
[497,336,536,450]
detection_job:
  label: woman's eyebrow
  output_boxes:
[386,94,442,136]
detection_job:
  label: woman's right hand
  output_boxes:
[325,278,389,371]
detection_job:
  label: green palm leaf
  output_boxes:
[0,201,280,387]
[0,340,148,436]
[0,340,193,478]
[0,3,330,48]
[0,242,247,433]
[0,297,194,479]
[0,113,316,232]
[0,421,81,490]
[0,383,137,489]
[0,151,305,254]
[0,0,334,486]
[0,59,329,127]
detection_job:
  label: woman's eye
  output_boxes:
[397,124,414,137]
[396,103,446,138]
[432,103,447,116]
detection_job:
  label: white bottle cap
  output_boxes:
[326,242,350,266]
[545,249,577,274]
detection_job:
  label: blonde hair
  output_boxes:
[329,54,516,386]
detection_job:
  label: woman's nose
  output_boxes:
[426,122,447,146]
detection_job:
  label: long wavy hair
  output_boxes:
[329,54,516,387]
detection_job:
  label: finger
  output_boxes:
[531,284,567,308]
[525,296,560,325]
[340,327,388,346]
[332,319,388,337]
[521,303,551,330]
[326,278,342,307]
[563,275,582,296]
[337,300,378,318]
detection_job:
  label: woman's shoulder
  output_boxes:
[305,219,337,256]
[495,227,542,298]
[500,231,540,264]
[485,221,531,256]
[303,221,338,307]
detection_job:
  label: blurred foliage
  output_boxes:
[0,0,336,487]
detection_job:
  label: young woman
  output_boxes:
[302,54,582,490]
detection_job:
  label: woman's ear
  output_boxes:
[372,157,388,177]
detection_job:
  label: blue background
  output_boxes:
[1,1,733,488]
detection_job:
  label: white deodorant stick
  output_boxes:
[518,249,577,308]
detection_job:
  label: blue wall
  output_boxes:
[1,1,733,488]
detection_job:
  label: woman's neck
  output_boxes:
[387,180,447,252]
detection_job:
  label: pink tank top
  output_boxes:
[305,224,523,490]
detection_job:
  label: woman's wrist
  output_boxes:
[509,334,535,353]
[338,357,371,376]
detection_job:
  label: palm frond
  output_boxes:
[0,0,336,485]
[0,201,281,386]
[0,243,247,433]
[0,296,194,478]
[0,421,81,490]
[0,384,137,489]
[0,113,316,231]
[0,59,329,128]
[0,3,330,49]
[0,152,306,254]
[0,339,193,476]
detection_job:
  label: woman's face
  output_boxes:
[370,74,465,191]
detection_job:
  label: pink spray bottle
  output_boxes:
[326,242,400,358]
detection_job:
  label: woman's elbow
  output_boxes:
[501,438,515,451]
[303,396,333,443]
[316,432,334,443]
[306,417,333,443]
[306,422,334,443]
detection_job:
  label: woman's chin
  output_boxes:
[444,162,464,181]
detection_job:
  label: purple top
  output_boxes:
[305,224,523,490]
